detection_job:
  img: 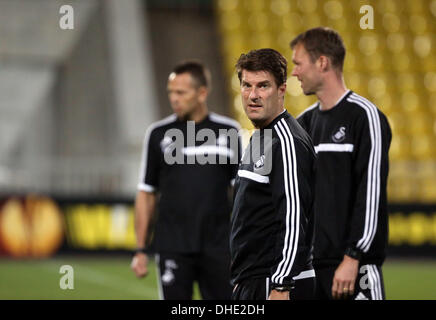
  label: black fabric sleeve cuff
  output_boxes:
[345,247,363,260]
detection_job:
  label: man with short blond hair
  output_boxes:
[291,27,391,300]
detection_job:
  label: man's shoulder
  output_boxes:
[345,93,391,136]
[296,102,319,120]
[344,92,387,118]
[270,115,314,151]
[146,114,178,136]
[209,112,241,130]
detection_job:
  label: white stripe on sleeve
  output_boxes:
[271,119,300,284]
[347,94,382,252]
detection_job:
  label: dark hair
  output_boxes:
[172,61,211,89]
[290,27,346,71]
[235,48,288,87]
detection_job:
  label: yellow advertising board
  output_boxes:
[0,196,435,258]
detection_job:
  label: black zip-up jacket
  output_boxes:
[230,110,316,288]
[138,112,241,253]
[297,90,392,267]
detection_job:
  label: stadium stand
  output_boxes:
[215,0,436,203]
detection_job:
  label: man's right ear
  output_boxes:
[317,55,330,72]
[197,86,208,103]
[278,83,287,98]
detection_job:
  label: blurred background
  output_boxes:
[0,0,435,299]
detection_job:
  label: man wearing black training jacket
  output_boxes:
[132,61,240,300]
[291,27,392,300]
[230,48,317,300]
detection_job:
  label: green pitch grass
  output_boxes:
[0,255,435,300]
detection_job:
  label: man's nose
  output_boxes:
[248,87,259,100]
[169,93,178,103]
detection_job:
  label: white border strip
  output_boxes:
[314,143,354,153]
[266,277,270,300]
[237,170,270,184]
[138,183,156,193]
[292,269,315,280]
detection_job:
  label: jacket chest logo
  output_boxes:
[160,136,175,153]
[254,155,265,170]
[331,126,346,143]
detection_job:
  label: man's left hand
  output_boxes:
[331,255,359,299]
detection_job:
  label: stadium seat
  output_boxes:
[215,0,436,202]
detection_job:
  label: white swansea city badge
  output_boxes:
[254,155,265,170]
[331,126,346,143]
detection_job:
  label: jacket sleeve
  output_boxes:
[269,122,305,288]
[137,127,161,193]
[346,108,390,259]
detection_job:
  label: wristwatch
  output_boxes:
[271,281,294,292]
[345,247,362,260]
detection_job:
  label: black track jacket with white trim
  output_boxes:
[137,112,241,254]
[230,110,316,288]
[297,90,392,267]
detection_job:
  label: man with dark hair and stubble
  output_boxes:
[290,27,392,300]
[230,48,317,300]
[131,61,240,300]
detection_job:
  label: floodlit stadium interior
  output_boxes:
[0,0,435,300]
[216,0,436,203]
[0,0,434,203]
